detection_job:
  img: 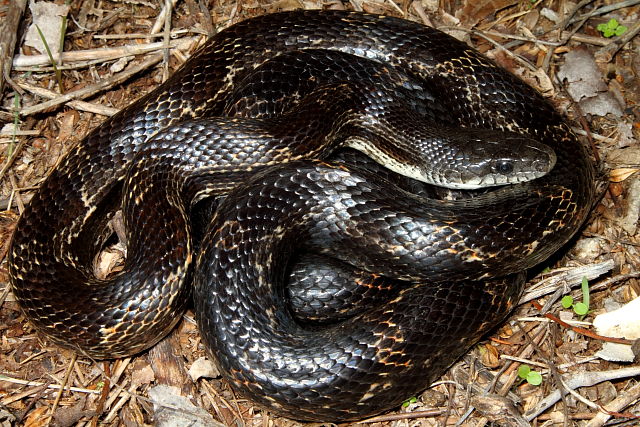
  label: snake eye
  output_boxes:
[496,161,514,174]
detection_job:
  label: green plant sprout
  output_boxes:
[518,364,543,386]
[597,19,627,38]
[35,25,65,93]
[401,396,417,408]
[561,276,590,317]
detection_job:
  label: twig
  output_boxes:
[0,133,30,182]
[524,366,640,420]
[442,26,610,47]
[357,408,446,423]
[540,0,595,72]
[102,358,132,411]
[47,354,77,426]
[586,381,640,426]
[94,29,192,39]
[193,0,213,36]
[91,362,111,425]
[0,0,27,95]
[0,285,11,312]
[572,127,621,144]
[517,321,573,426]
[17,82,119,116]
[0,374,100,396]
[495,323,548,396]
[13,37,198,68]
[553,0,597,34]
[162,0,174,82]
[570,0,640,24]
[531,300,634,345]
[520,260,614,304]
[440,26,538,72]
[410,1,431,26]
[151,0,180,34]
[596,20,640,63]
[103,384,137,423]
[590,271,640,293]
[200,380,245,422]
[0,129,39,137]
[19,53,163,117]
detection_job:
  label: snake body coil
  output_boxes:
[9,10,597,421]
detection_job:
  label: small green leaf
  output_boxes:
[526,371,543,386]
[401,396,417,408]
[574,302,588,315]
[615,25,627,36]
[597,23,607,32]
[517,364,531,379]
[561,295,574,309]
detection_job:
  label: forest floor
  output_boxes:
[0,0,639,426]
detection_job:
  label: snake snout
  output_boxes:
[509,136,557,176]
[437,131,556,190]
[484,137,556,187]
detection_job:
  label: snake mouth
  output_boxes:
[478,135,557,188]
[510,136,558,176]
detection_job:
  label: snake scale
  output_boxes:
[9,10,598,421]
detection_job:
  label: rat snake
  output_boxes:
[9,10,598,422]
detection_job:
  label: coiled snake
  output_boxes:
[9,10,598,422]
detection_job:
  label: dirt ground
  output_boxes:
[0,0,639,426]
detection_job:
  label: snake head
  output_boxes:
[414,129,557,190]
[345,128,556,191]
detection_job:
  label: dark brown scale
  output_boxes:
[8,10,599,422]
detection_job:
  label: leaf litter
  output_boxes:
[0,0,639,425]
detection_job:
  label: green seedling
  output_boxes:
[518,364,543,386]
[561,276,590,318]
[597,19,627,38]
[35,25,65,93]
[401,396,417,408]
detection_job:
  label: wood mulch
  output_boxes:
[0,0,639,425]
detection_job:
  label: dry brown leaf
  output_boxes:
[52,397,93,427]
[456,0,518,27]
[480,343,500,368]
[188,357,220,381]
[131,362,156,387]
[93,246,126,280]
[23,407,49,427]
[610,168,639,183]
[56,110,80,142]
[557,47,624,117]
